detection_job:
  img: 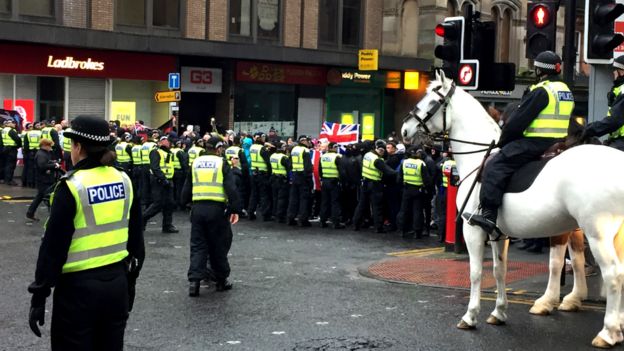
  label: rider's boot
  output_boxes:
[463,207,498,234]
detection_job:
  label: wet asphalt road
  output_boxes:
[0,199,611,351]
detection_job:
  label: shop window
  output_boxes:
[318,0,361,49]
[0,0,10,14]
[116,0,146,27]
[20,0,54,17]
[153,0,180,28]
[229,0,281,44]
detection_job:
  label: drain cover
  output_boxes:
[293,337,395,350]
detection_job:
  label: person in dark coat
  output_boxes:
[26,139,61,221]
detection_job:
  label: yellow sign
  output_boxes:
[362,113,375,140]
[404,71,420,90]
[111,101,136,125]
[358,49,378,71]
[341,113,354,125]
[154,90,181,103]
[386,71,401,89]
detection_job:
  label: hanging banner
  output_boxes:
[4,99,34,124]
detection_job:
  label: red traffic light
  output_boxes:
[531,5,551,28]
[435,24,445,37]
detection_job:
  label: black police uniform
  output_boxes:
[28,157,145,351]
[248,142,273,220]
[270,151,291,223]
[143,146,176,232]
[171,147,189,209]
[26,148,59,218]
[287,143,313,226]
[319,151,344,228]
[340,147,362,224]
[2,126,22,183]
[397,156,432,238]
[384,150,403,231]
[585,75,624,151]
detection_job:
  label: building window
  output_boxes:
[229,0,281,43]
[20,0,54,17]
[117,0,146,27]
[116,0,182,34]
[153,0,180,28]
[318,0,361,49]
[0,0,10,14]
[501,9,512,62]
[447,1,457,16]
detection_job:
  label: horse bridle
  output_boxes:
[403,82,456,136]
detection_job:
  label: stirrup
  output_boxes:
[461,212,505,241]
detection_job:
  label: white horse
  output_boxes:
[401,71,624,348]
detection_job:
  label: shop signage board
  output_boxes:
[236,61,327,85]
[181,67,222,93]
[3,99,34,123]
[361,113,375,140]
[155,90,181,103]
[111,101,136,124]
[327,68,401,89]
[168,73,180,89]
[358,49,378,71]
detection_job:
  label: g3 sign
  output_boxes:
[182,67,222,93]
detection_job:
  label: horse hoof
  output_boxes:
[529,305,551,316]
[558,302,580,312]
[486,315,505,326]
[592,335,614,349]
[456,320,475,330]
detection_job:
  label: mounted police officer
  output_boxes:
[28,115,144,350]
[143,135,178,234]
[584,55,624,151]
[465,51,574,234]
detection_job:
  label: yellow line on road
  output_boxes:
[388,247,444,257]
[4,200,31,203]
[480,296,605,311]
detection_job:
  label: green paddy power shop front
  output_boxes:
[325,69,401,140]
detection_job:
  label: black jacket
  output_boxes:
[34,149,59,184]
[149,146,171,184]
[586,76,624,139]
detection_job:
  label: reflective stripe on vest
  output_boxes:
[27,130,41,150]
[524,81,574,138]
[170,148,182,170]
[192,155,226,202]
[225,146,241,166]
[362,152,382,181]
[152,148,174,179]
[320,152,340,179]
[41,127,53,141]
[290,145,308,172]
[441,159,456,188]
[402,158,424,186]
[62,167,132,273]
[131,145,143,165]
[188,146,204,166]
[609,83,624,138]
[270,153,287,176]
[250,144,268,172]
[141,142,156,164]
[115,142,131,163]
[1,127,16,147]
[62,132,72,152]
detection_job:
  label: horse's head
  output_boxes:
[401,70,456,143]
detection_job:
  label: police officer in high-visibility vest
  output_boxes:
[269,141,291,223]
[130,136,144,194]
[352,139,397,233]
[287,135,313,226]
[248,133,272,221]
[227,136,250,214]
[27,115,145,350]
[181,136,241,296]
[140,132,158,207]
[435,149,456,243]
[1,119,22,185]
[187,139,205,167]
[22,122,41,188]
[41,120,61,160]
[465,50,574,234]
[398,148,432,239]
[585,55,624,151]
[61,123,74,171]
[170,139,189,209]
[143,135,178,233]
[115,133,133,173]
[319,142,345,229]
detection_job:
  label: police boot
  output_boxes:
[189,281,200,297]
[463,207,499,234]
[216,279,233,292]
[162,225,179,234]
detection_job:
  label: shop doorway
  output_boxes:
[179,92,216,134]
[38,77,64,122]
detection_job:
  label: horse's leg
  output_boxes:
[560,229,588,312]
[487,237,509,325]
[458,227,487,329]
[586,229,624,348]
[530,233,570,315]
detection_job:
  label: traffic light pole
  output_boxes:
[563,0,576,87]
[588,64,611,123]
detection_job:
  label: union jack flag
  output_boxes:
[319,122,359,144]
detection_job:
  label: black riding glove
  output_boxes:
[28,295,46,337]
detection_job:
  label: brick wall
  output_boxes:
[363,0,382,49]
[301,0,318,49]
[184,0,206,39]
[283,0,301,47]
[63,0,87,28]
[91,0,113,31]
[208,0,227,41]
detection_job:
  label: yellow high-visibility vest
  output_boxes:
[362,151,382,181]
[115,142,131,163]
[62,131,72,152]
[131,145,143,165]
[151,148,174,179]
[27,130,41,150]
[225,146,242,166]
[1,127,16,147]
[61,166,132,273]
[320,152,341,179]
[192,155,226,202]
[170,148,182,170]
[441,159,456,188]
[250,144,268,172]
[608,83,624,138]
[141,142,156,165]
[41,127,53,141]
[290,145,308,172]
[187,146,204,167]
[402,158,424,186]
[524,81,574,138]
[270,153,287,176]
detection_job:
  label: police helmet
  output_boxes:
[614,56,624,70]
[374,139,387,150]
[534,51,562,75]
[123,133,132,142]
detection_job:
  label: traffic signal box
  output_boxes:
[434,17,466,80]
[526,1,557,59]
[584,0,624,64]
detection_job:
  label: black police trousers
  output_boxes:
[287,172,311,223]
[435,186,448,242]
[63,151,73,171]
[143,176,174,229]
[140,165,152,206]
[21,150,35,187]
[172,169,186,208]
[249,171,271,218]
[399,184,425,235]
[3,146,17,182]
[320,178,342,224]
[271,175,289,222]
[353,180,384,231]
[51,262,129,351]
[188,202,232,282]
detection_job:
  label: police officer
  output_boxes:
[28,115,144,350]
[115,133,133,173]
[130,136,144,194]
[319,142,345,229]
[1,119,22,185]
[248,133,272,221]
[187,139,205,167]
[269,141,291,223]
[170,139,189,209]
[398,148,432,238]
[584,55,624,151]
[140,132,158,207]
[353,139,397,233]
[287,135,313,227]
[22,122,40,188]
[41,120,62,161]
[182,136,241,296]
[226,136,250,214]
[26,138,60,221]
[60,122,73,171]
[465,51,574,233]
[435,149,456,243]
[143,136,178,233]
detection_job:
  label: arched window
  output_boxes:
[501,9,512,62]
[491,7,500,60]
[401,0,419,56]
[447,1,457,17]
